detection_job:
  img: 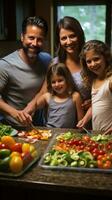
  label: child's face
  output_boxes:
[85,50,106,77]
[51,74,67,95]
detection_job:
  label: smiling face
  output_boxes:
[59,28,79,55]
[85,50,106,78]
[21,25,45,59]
[51,74,68,96]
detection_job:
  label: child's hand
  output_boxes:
[76,118,87,128]
[77,106,92,128]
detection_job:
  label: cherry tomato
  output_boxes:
[109,153,112,160]
[91,142,99,149]
[68,140,80,146]
[84,146,91,152]
[97,159,103,168]
[82,135,90,142]
[98,149,105,155]
[97,155,103,160]
[103,160,111,169]
[106,143,112,151]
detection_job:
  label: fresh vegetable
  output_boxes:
[10,143,22,153]
[1,136,15,148]
[43,132,112,169]
[0,124,14,137]
[0,135,38,173]
[9,155,23,173]
[0,156,10,172]
[0,149,11,159]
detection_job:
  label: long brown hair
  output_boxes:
[80,40,112,87]
[55,16,85,62]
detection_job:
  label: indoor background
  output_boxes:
[0,0,112,58]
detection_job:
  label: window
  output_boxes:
[57,5,106,42]
[52,0,112,54]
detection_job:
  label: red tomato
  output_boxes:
[92,148,98,154]
[84,146,91,152]
[109,153,112,160]
[103,160,111,169]
[11,143,22,153]
[79,145,84,150]
[97,159,103,168]
[0,143,9,149]
[98,149,105,155]
[97,155,103,160]
[82,135,90,142]
[92,152,98,159]
[91,142,99,149]
[68,140,81,146]
[106,143,112,151]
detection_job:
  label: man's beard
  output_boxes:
[22,45,42,59]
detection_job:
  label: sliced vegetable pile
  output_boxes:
[18,129,52,143]
[43,132,112,169]
[0,136,38,173]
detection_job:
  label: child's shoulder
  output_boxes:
[44,92,52,102]
[108,75,112,81]
[72,91,82,100]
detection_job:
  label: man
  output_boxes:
[0,16,51,130]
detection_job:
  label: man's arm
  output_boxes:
[0,99,32,125]
[23,79,47,115]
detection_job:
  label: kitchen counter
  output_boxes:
[0,128,112,199]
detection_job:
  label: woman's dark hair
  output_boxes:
[55,16,85,62]
[22,16,48,36]
[80,40,112,87]
[47,63,77,95]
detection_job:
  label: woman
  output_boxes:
[52,16,91,108]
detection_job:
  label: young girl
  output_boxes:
[77,40,112,133]
[33,63,84,128]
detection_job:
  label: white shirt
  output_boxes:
[92,78,112,131]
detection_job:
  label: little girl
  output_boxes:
[77,40,112,133]
[33,63,84,128]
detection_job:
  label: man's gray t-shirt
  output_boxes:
[0,50,51,127]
